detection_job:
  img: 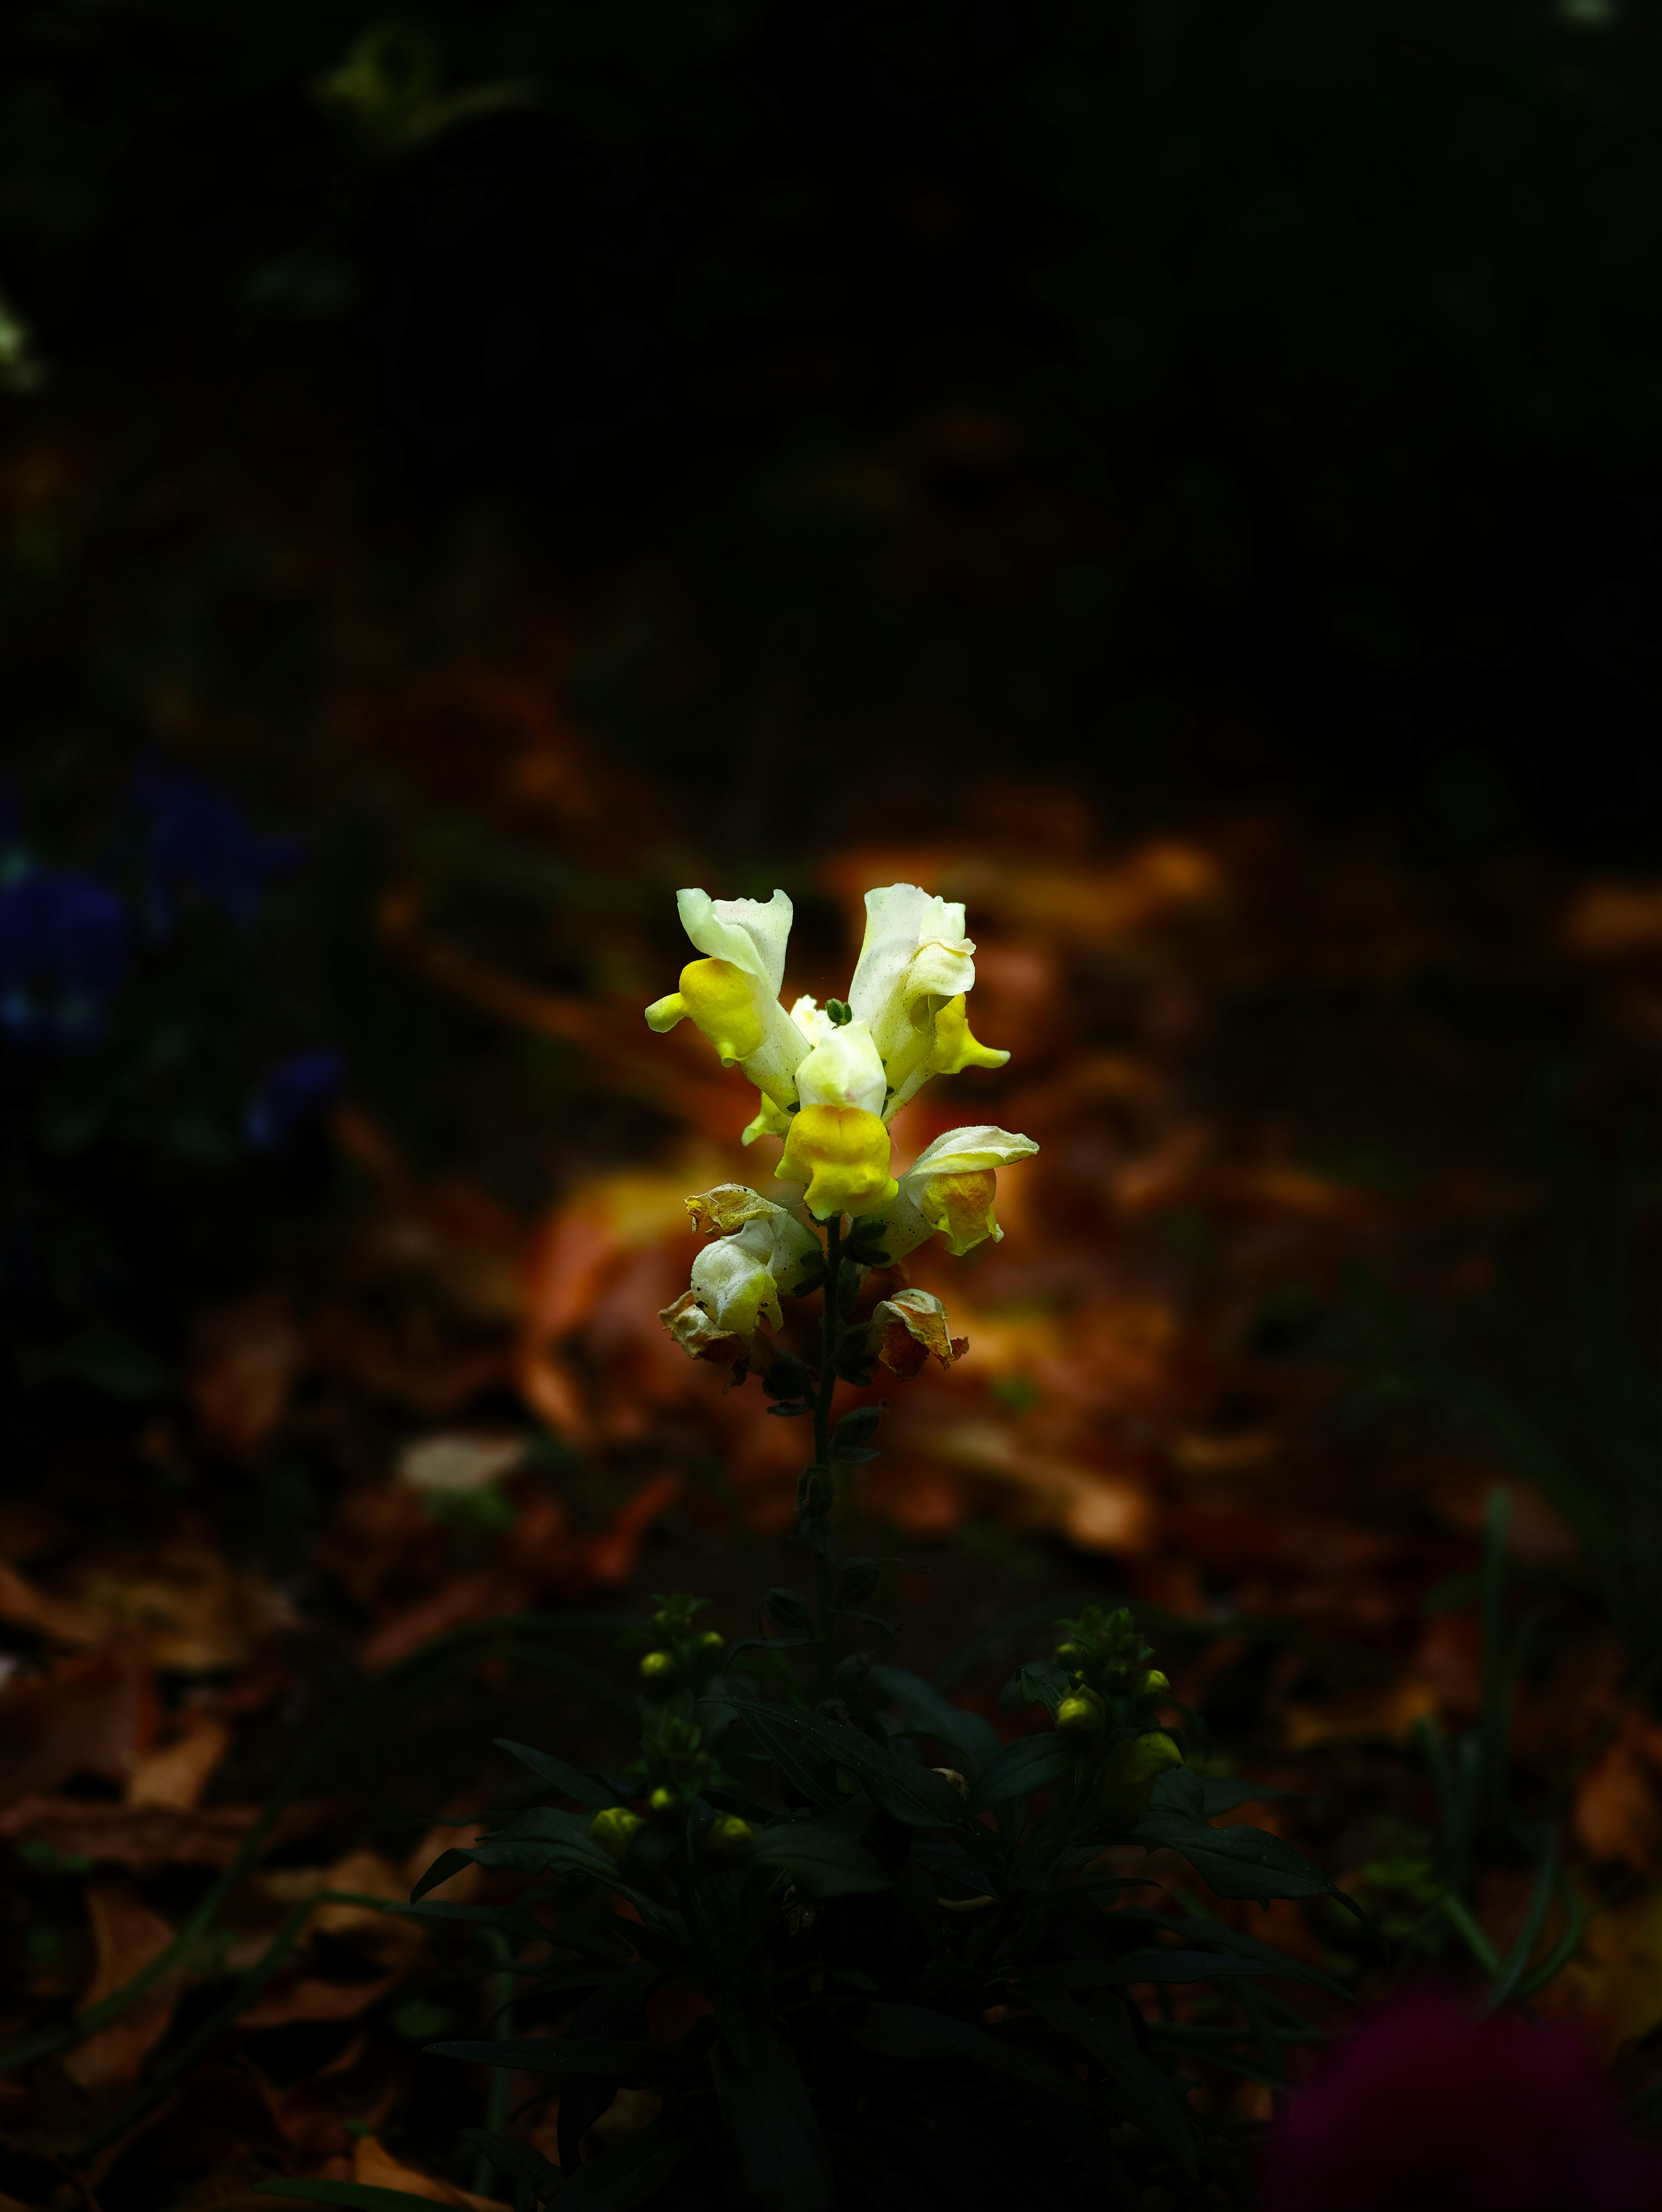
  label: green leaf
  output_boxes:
[476,1806,618,1881]
[763,1586,815,1632]
[742,1704,966,1826]
[830,1402,882,1459]
[731,1697,842,1808]
[712,2026,834,2212]
[750,1823,889,1896]
[457,2130,559,2183]
[1008,1662,1069,1717]
[551,2123,694,2209]
[494,1739,618,1809]
[850,2004,1108,2111]
[871,1662,1002,1775]
[409,1847,477,1903]
[1147,1768,1292,1820]
[966,1730,1073,1812]
[427,2037,686,2084]
[1008,1984,1196,2176]
[383,1900,551,1946]
[1131,1810,1357,1912]
[835,1556,882,1605]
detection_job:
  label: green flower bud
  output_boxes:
[1053,1641,1086,1665]
[1056,1690,1105,1735]
[590,1807,643,1858]
[699,1630,725,1653]
[704,1813,754,1854]
[1120,1730,1182,1785]
[648,1784,677,1813]
[640,1649,677,1687]
[1137,1669,1171,1698]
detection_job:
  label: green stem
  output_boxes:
[811,1213,845,1696]
[473,1928,516,2196]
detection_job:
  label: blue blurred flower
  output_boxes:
[130,756,304,933]
[246,1047,345,1150]
[0,868,132,1048]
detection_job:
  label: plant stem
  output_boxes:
[811,1213,845,1696]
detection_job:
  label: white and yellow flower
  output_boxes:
[644,883,1032,1232]
[660,1183,819,1358]
[877,1124,1040,1259]
[847,883,1009,1118]
[645,889,809,1112]
[773,1013,899,1220]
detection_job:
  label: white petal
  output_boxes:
[902,1124,1040,1179]
[790,994,835,1044]
[795,1018,887,1113]
[690,1237,783,1337]
[677,887,793,997]
[847,883,972,1034]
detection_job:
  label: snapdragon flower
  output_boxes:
[644,889,808,1111]
[876,1123,1040,1258]
[647,881,1038,1374]
[660,1184,820,1364]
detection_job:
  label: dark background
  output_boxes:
[4,0,1662,857]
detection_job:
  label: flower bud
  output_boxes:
[1056,1690,1105,1735]
[648,1785,677,1814]
[1137,1669,1171,1699]
[704,1814,754,1855]
[699,1630,725,1653]
[590,1807,643,1858]
[1053,1641,1086,1666]
[640,1650,677,1688]
[1119,1731,1183,1786]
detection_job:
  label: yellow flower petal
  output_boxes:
[915,1166,1002,1257]
[741,1094,792,1145]
[775,1105,898,1221]
[684,1183,779,1236]
[929,995,1009,1077]
[675,957,766,1065]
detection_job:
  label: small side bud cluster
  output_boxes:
[635,1591,727,1703]
[1050,1604,1182,1817]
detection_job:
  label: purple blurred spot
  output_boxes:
[245,1047,345,1150]
[1264,1991,1657,2212]
[0,868,132,1048]
[129,755,304,932]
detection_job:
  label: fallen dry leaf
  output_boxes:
[125,1710,232,1810]
[1282,1677,1440,1751]
[1542,1884,1662,2058]
[189,1296,305,1458]
[71,1546,295,1672]
[0,1794,346,1869]
[353,2132,507,2211]
[0,1649,156,1809]
[63,1873,180,2095]
[1575,1739,1662,1870]
[0,1560,105,1647]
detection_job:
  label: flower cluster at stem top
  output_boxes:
[645,882,1038,1376]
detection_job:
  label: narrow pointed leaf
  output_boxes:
[742,1703,965,1826]
[966,1731,1073,1812]
[494,1740,619,1809]
[871,1663,1002,1775]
